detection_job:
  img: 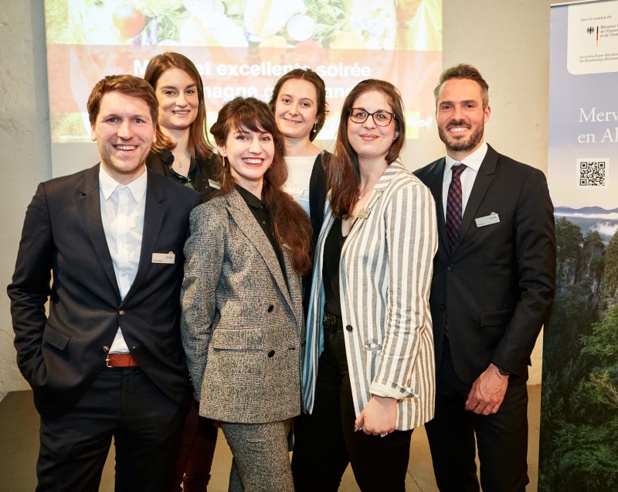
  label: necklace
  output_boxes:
[357,174,382,201]
[175,152,191,170]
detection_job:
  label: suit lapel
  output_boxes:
[123,170,165,305]
[282,251,303,331]
[425,159,450,254]
[225,190,295,314]
[78,165,120,296]
[344,161,400,246]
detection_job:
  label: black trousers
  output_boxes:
[425,338,529,492]
[291,317,412,492]
[36,366,186,492]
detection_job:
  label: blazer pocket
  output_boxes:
[480,309,513,327]
[211,328,265,351]
[42,325,70,351]
[364,342,382,352]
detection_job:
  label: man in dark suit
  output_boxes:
[8,75,200,491]
[415,64,556,491]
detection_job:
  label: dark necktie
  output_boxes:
[446,164,466,251]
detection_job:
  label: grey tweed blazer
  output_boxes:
[181,189,304,424]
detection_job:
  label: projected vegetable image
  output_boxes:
[47,0,436,50]
[44,0,442,177]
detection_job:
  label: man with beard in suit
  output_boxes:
[415,64,556,492]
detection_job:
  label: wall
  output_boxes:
[0,0,581,393]
[0,1,52,395]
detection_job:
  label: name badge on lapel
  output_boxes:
[357,208,371,219]
[475,212,500,228]
[152,252,175,264]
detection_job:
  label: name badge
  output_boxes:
[475,212,500,228]
[357,208,371,219]
[152,252,175,264]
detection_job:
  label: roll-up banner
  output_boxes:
[541,1,618,490]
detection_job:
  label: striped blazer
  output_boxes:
[302,161,438,430]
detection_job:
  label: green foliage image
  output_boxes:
[539,218,618,491]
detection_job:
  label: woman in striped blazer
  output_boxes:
[292,80,438,492]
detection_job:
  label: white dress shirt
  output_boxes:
[99,167,147,353]
[441,141,488,218]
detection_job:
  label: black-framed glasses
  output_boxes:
[349,108,395,127]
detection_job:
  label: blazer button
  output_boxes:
[268,350,276,358]
[440,304,446,310]
[447,265,453,272]
[267,305,274,312]
[119,309,126,316]
[346,325,353,332]
[101,345,110,353]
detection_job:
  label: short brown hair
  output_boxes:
[87,74,158,125]
[268,68,329,141]
[434,64,489,108]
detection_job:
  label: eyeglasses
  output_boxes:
[349,108,395,127]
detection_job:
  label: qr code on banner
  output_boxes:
[578,159,608,187]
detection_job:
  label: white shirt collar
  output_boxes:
[444,141,488,175]
[99,165,147,203]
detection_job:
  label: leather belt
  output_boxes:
[105,353,138,368]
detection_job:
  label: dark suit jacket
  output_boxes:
[8,165,200,417]
[308,150,330,241]
[414,145,556,384]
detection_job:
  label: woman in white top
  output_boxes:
[269,69,330,239]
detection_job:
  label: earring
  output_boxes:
[313,122,318,133]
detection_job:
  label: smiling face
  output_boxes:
[218,125,274,195]
[154,67,199,133]
[90,91,156,184]
[274,78,319,141]
[436,77,491,161]
[347,90,398,166]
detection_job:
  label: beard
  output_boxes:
[438,119,484,153]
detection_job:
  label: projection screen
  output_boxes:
[44,0,442,178]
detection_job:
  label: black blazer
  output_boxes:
[414,145,556,384]
[8,165,200,417]
[146,149,218,203]
[308,150,330,241]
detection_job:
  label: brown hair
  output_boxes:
[268,68,328,141]
[144,52,213,161]
[210,97,313,274]
[87,74,158,126]
[329,79,405,219]
[434,64,489,109]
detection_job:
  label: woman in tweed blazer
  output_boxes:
[292,80,438,492]
[181,98,312,492]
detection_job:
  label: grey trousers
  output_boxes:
[220,419,294,492]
